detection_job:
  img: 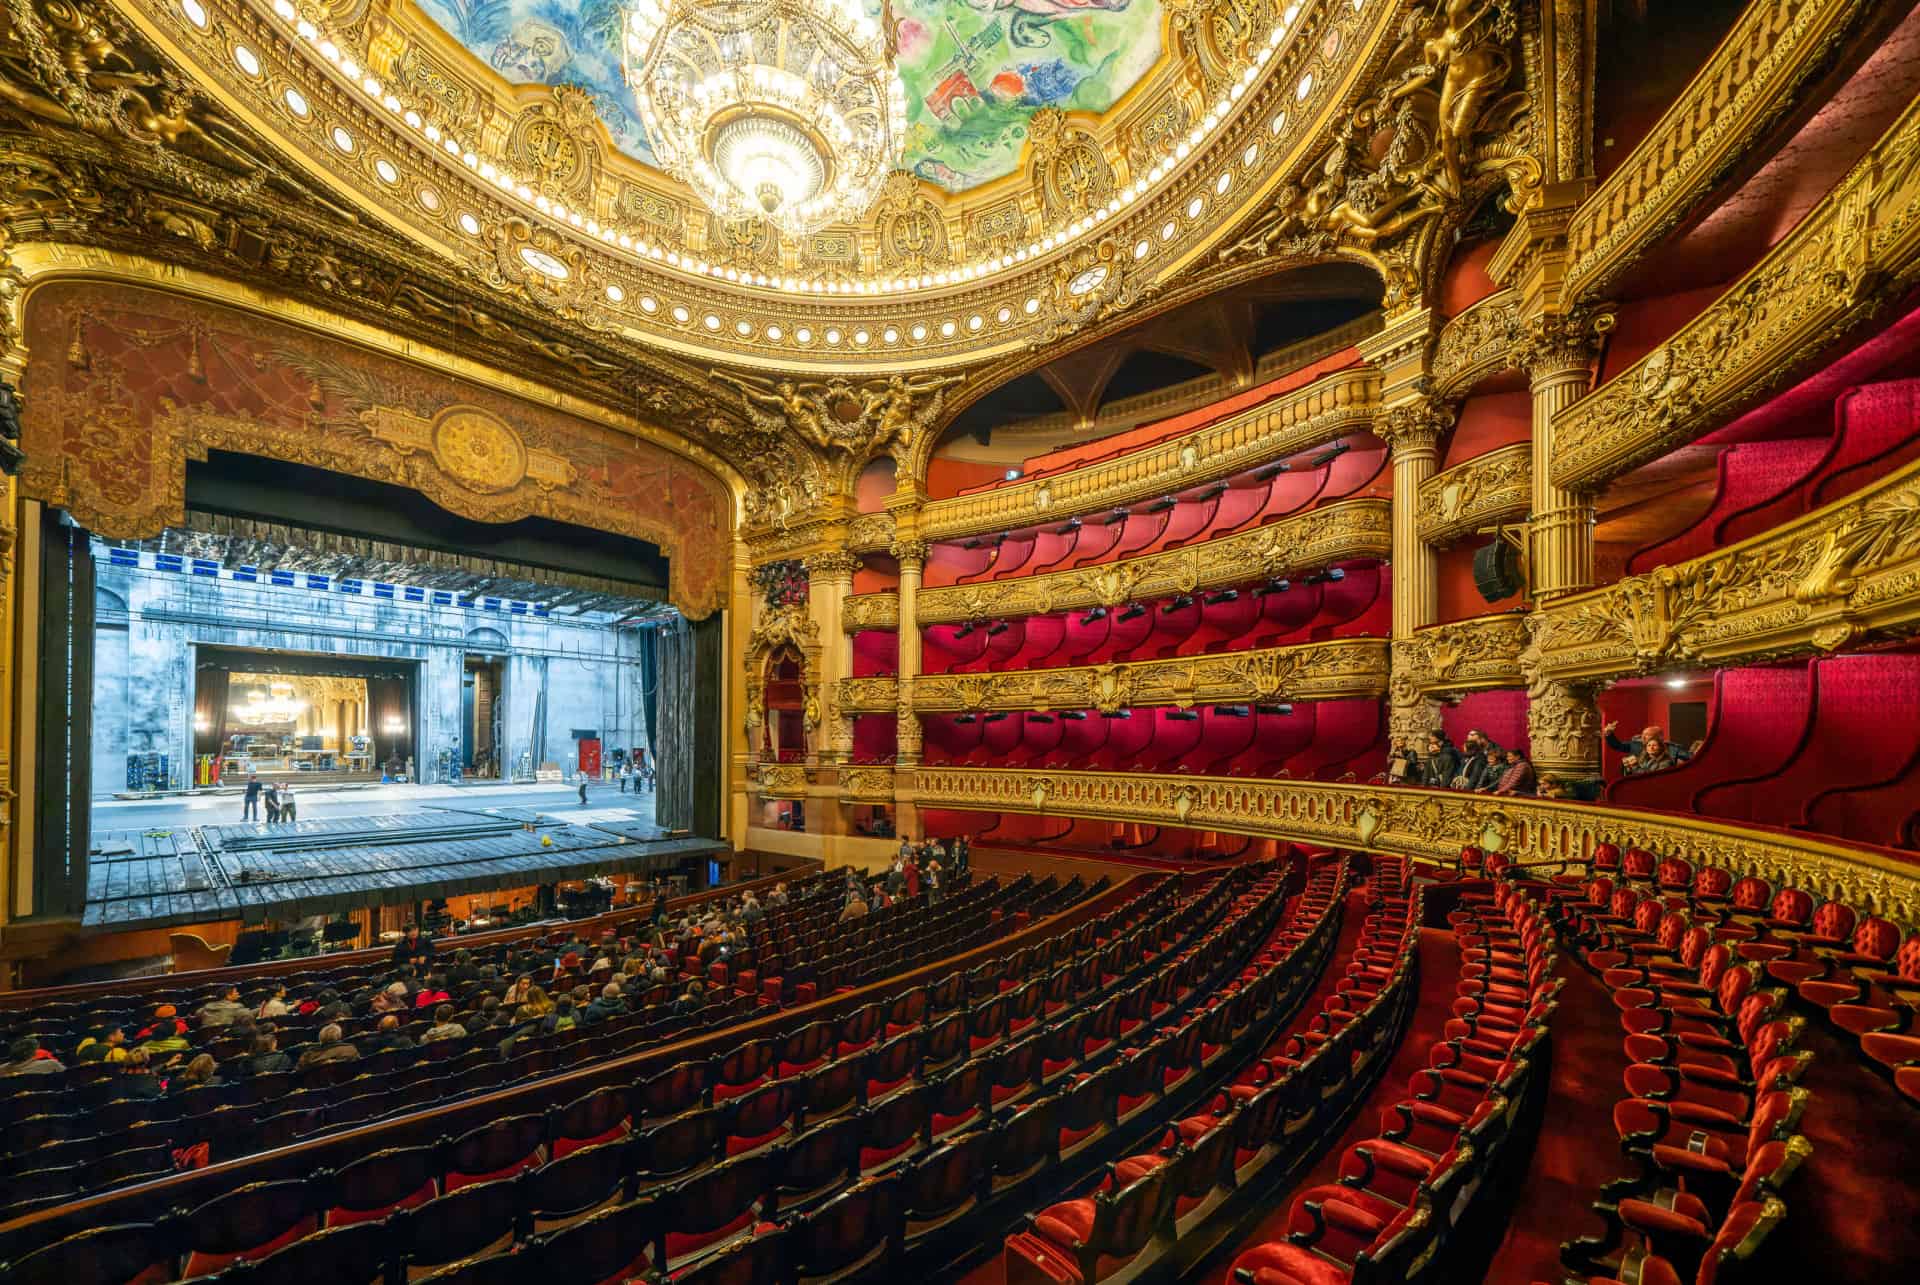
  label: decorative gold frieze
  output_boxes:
[918,366,1381,543]
[842,592,900,633]
[1394,615,1529,695]
[916,498,1392,625]
[839,766,898,803]
[1564,0,1884,306]
[1417,444,1530,545]
[835,676,900,715]
[910,639,1388,715]
[1554,94,1920,490]
[846,512,894,553]
[909,767,1920,923]
[1428,289,1520,398]
[754,764,809,800]
[1530,454,1920,682]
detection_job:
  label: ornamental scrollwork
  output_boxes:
[1417,444,1530,545]
[1428,288,1520,397]
[1373,400,1455,457]
[916,499,1391,625]
[711,369,966,464]
[836,677,900,716]
[754,764,808,800]
[909,766,1920,923]
[841,592,900,633]
[839,766,897,803]
[1554,95,1920,490]
[1394,615,1528,695]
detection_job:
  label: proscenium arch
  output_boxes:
[5,246,748,619]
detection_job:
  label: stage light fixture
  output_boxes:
[1080,607,1108,624]
[1162,594,1195,613]
[986,621,1010,636]
[1116,602,1147,622]
[1203,589,1239,605]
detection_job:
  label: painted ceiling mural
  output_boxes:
[410,0,1165,191]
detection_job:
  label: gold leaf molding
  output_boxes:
[842,592,900,633]
[1428,289,1519,399]
[1564,0,1884,306]
[1554,91,1920,489]
[836,677,900,715]
[754,764,810,800]
[910,639,1389,714]
[916,498,1391,625]
[838,766,899,802]
[908,767,1920,923]
[1394,615,1530,696]
[1417,444,1531,546]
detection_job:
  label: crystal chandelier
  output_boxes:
[622,0,908,237]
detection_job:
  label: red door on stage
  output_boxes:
[578,738,602,777]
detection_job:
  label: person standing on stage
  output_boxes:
[264,782,281,824]
[279,785,297,822]
[618,760,629,794]
[578,774,590,805]
[242,772,262,822]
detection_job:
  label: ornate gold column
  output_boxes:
[1523,627,1603,784]
[889,530,927,838]
[1376,400,1454,640]
[1515,309,1611,602]
[803,550,860,767]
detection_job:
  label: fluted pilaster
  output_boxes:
[889,535,928,769]
[803,550,860,764]
[1515,309,1612,602]
[1376,400,1453,639]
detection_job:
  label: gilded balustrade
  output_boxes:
[908,367,1382,544]
[838,766,900,802]
[835,676,901,715]
[1554,90,1920,490]
[1416,444,1531,546]
[754,764,810,800]
[909,639,1389,715]
[909,766,1920,923]
[1564,0,1884,307]
[1394,615,1531,696]
[1427,289,1520,400]
[915,497,1392,625]
[841,592,900,633]
[1530,451,1920,683]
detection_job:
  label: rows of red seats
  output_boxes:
[1226,869,1556,1283]
[0,869,1287,1282]
[1493,839,1920,1107]
[1529,857,1816,1285]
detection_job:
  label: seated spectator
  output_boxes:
[296,1023,360,1070]
[514,985,554,1023]
[137,1006,192,1059]
[766,881,790,908]
[257,985,291,1019]
[447,948,480,987]
[365,1014,416,1053]
[176,1053,222,1090]
[422,1004,467,1044]
[197,985,249,1029]
[371,981,410,1014]
[542,998,578,1034]
[839,890,869,922]
[504,974,534,1009]
[413,974,452,1010]
[1605,721,1690,775]
[248,1031,291,1076]
[671,980,706,1017]
[117,1048,164,1097]
[308,989,349,1023]
[586,982,626,1023]
[1492,748,1537,796]
[1455,730,1502,791]
[75,1034,109,1063]
[3,1034,64,1076]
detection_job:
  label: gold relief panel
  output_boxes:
[1427,289,1519,399]
[910,639,1390,714]
[390,44,483,133]
[965,202,1030,264]
[839,766,897,802]
[1531,453,1920,683]
[755,764,810,800]
[1028,109,1117,224]
[871,172,952,275]
[846,512,895,554]
[916,498,1391,625]
[1554,94,1920,490]
[911,768,1920,923]
[708,216,779,272]
[842,592,900,633]
[836,676,900,715]
[506,87,601,201]
[1417,444,1530,546]
[919,366,1381,542]
[1119,91,1195,173]
[1394,616,1529,696]
[1564,0,1884,306]
[798,229,863,276]
[615,184,685,248]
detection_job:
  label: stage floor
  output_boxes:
[83,789,721,929]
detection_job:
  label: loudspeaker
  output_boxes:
[1473,538,1524,603]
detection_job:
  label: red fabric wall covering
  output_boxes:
[1815,377,1920,506]
[1437,689,1530,754]
[926,456,1012,501]
[1627,437,1831,573]
[851,630,897,677]
[955,532,1038,584]
[1436,238,1502,316]
[851,566,896,595]
[1607,662,1815,813]
[849,714,897,764]
[1441,391,1534,470]
[1598,284,1731,385]
[923,540,994,588]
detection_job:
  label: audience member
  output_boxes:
[193,985,248,1028]
[248,1032,291,1076]
[422,1004,467,1044]
[1492,748,1537,796]
[413,974,452,1009]
[296,1023,360,1070]
[839,889,870,922]
[1454,730,1503,791]
[392,924,433,970]
[372,981,411,1014]
[3,1035,63,1076]
[257,984,291,1018]
[176,1053,222,1089]
[1605,721,1690,776]
[366,1014,415,1053]
[1420,733,1461,788]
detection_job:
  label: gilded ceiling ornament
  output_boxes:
[712,368,964,463]
[709,216,779,272]
[1027,108,1116,225]
[801,550,862,582]
[1044,240,1139,341]
[1090,664,1135,715]
[887,536,930,567]
[507,86,601,201]
[1119,92,1195,174]
[871,170,951,274]
[1167,0,1276,92]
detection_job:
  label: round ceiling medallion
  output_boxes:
[518,245,570,280]
[432,407,527,494]
[1066,265,1110,297]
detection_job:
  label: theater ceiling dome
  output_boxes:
[124,0,1383,371]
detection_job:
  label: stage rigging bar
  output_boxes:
[84,810,726,928]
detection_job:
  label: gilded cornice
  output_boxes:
[1554,91,1920,490]
[1564,0,1884,306]
[1417,443,1531,545]
[1393,615,1529,696]
[1428,288,1520,399]
[753,764,810,800]
[915,497,1392,625]
[836,677,901,716]
[911,639,1390,715]
[917,366,1381,543]
[847,512,895,555]
[103,0,1396,373]
[842,592,900,634]
[907,767,1920,922]
[1531,453,1920,683]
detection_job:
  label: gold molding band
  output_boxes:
[1417,443,1531,546]
[837,676,901,715]
[1428,289,1519,400]
[909,639,1389,714]
[842,592,901,633]
[915,366,1381,544]
[1395,615,1530,696]
[839,765,901,803]
[1553,90,1920,490]
[908,767,1920,923]
[916,497,1391,625]
[1531,451,1920,681]
[1564,0,1883,306]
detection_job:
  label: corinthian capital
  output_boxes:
[1374,399,1455,457]
[1511,307,1616,382]
[802,550,862,581]
[888,536,930,567]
